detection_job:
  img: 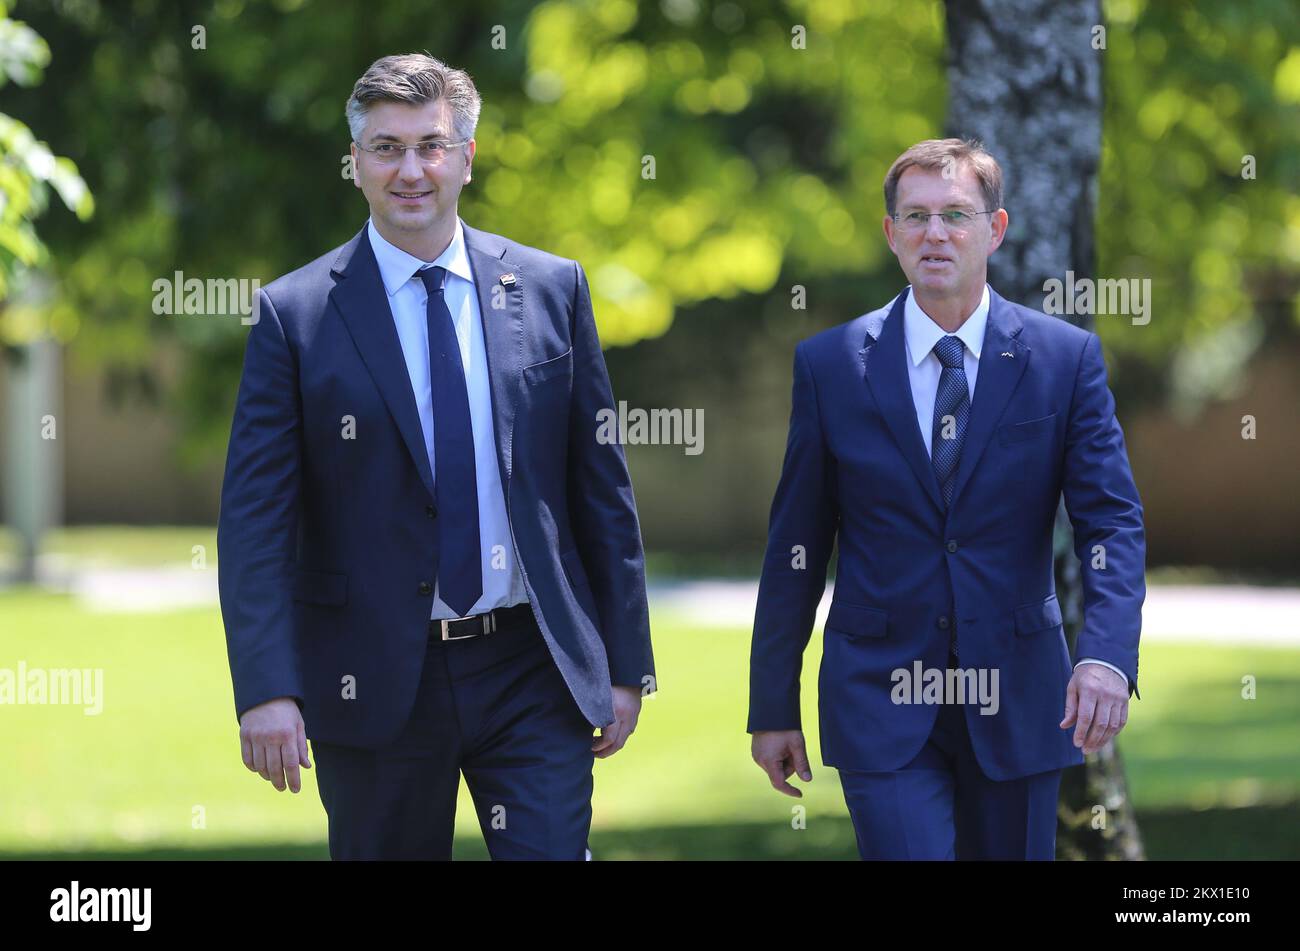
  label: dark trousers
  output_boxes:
[837,653,1062,860]
[311,611,596,860]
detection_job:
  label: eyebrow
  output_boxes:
[898,203,979,213]
[367,131,453,143]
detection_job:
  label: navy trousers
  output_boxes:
[311,609,596,860]
[837,654,1062,860]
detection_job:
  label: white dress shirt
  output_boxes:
[900,285,1128,688]
[367,217,527,620]
[904,284,988,457]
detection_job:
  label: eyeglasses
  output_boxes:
[355,140,470,166]
[893,209,996,233]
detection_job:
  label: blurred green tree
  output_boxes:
[10,0,1297,462]
[0,0,92,318]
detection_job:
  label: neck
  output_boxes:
[912,281,985,333]
[372,211,457,262]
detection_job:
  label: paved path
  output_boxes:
[648,580,1300,645]
[16,561,1300,645]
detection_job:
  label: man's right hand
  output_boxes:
[751,730,813,798]
[239,697,311,793]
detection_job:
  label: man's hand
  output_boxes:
[1061,665,1129,755]
[239,697,311,793]
[592,685,642,759]
[752,730,813,797]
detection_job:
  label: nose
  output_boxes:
[924,214,949,242]
[398,147,426,181]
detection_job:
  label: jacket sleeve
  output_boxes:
[748,342,839,731]
[217,288,307,722]
[1061,332,1146,698]
[565,261,655,691]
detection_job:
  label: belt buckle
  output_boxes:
[440,611,497,641]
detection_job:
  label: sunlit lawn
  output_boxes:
[2,527,1297,859]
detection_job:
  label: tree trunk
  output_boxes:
[943,0,1145,860]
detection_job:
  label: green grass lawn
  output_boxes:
[1,530,1297,859]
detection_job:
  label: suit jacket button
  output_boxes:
[937,615,950,629]
[946,540,958,553]
[425,504,437,519]
[418,581,433,595]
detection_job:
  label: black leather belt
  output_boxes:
[429,603,535,641]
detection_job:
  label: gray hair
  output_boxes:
[345,52,482,144]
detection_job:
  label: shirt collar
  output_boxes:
[903,283,990,367]
[366,217,474,297]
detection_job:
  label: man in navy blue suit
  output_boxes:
[749,139,1145,860]
[218,53,654,860]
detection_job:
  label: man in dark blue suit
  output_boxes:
[218,53,654,860]
[749,139,1144,860]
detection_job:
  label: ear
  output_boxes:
[987,208,1009,253]
[349,142,362,191]
[882,214,898,255]
[463,139,476,185]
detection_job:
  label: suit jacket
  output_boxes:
[748,286,1145,781]
[218,220,654,748]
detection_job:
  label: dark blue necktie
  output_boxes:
[930,335,970,508]
[419,265,482,616]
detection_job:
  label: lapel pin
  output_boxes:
[1000,351,1014,358]
[499,273,517,287]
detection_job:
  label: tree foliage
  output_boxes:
[0,0,92,318]
[8,0,1297,460]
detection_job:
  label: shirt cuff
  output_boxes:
[1075,657,1129,688]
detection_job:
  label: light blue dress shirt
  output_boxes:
[901,285,1128,688]
[367,217,527,620]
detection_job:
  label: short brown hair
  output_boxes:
[883,138,1004,218]
[346,52,481,143]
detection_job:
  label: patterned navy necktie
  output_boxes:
[419,265,482,616]
[930,335,970,508]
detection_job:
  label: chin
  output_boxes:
[388,211,436,231]
[911,275,953,295]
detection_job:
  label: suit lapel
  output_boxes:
[862,288,945,514]
[946,288,1029,508]
[462,222,523,489]
[329,226,436,501]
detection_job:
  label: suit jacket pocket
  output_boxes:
[825,600,889,640]
[523,347,574,385]
[997,412,1057,446]
[560,547,591,591]
[292,569,348,606]
[1014,593,1062,636]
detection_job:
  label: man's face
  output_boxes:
[883,164,1006,300]
[350,98,475,236]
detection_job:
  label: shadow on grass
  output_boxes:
[5,802,1297,860]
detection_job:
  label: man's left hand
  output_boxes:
[1061,664,1129,755]
[592,685,642,759]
